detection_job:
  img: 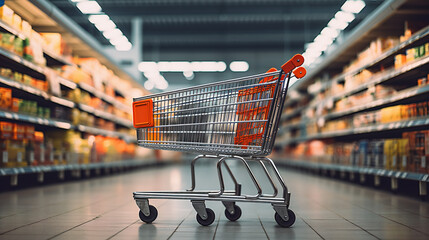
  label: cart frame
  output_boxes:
[133,55,306,227]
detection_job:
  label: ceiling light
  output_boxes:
[321,27,340,39]
[76,1,102,14]
[102,28,122,39]
[190,61,226,72]
[144,81,154,90]
[314,35,334,47]
[138,62,157,72]
[115,42,132,51]
[109,36,128,46]
[229,61,249,72]
[327,18,348,30]
[94,20,116,31]
[88,14,110,24]
[158,62,191,72]
[341,0,366,14]
[183,71,194,80]
[335,11,355,23]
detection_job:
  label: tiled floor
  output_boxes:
[0,161,429,240]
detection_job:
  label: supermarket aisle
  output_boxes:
[0,162,429,240]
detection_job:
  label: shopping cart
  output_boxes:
[132,55,306,227]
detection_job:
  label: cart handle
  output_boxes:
[293,67,306,79]
[281,54,304,73]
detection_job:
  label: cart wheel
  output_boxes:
[196,208,215,226]
[225,205,242,221]
[274,209,295,228]
[139,205,158,223]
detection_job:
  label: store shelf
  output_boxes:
[281,105,305,121]
[0,75,77,109]
[0,47,45,79]
[276,159,429,183]
[57,76,77,89]
[0,159,155,177]
[0,19,26,39]
[325,84,429,120]
[75,124,134,142]
[298,54,429,115]
[1,17,71,68]
[78,103,132,128]
[312,24,429,95]
[0,75,49,99]
[0,110,72,129]
[279,117,429,146]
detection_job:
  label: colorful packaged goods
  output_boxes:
[0,5,14,26]
[0,87,12,109]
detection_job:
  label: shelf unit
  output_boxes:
[0,0,150,185]
[276,0,429,197]
[0,48,134,139]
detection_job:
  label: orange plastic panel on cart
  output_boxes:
[133,99,154,128]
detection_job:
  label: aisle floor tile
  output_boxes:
[0,163,428,239]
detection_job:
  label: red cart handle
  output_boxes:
[293,67,306,79]
[281,54,304,73]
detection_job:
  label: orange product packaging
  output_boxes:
[13,124,26,140]
[0,5,14,25]
[0,121,13,139]
[40,33,63,55]
[0,87,12,109]
[25,125,35,140]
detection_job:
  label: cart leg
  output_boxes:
[261,157,290,203]
[136,199,150,217]
[210,156,262,199]
[258,160,278,197]
[187,155,219,191]
[222,201,235,215]
[272,203,289,221]
[222,160,241,195]
[191,200,208,220]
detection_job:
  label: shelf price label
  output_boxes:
[422,156,426,168]
[2,151,8,163]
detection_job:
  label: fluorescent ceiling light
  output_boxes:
[138,61,227,73]
[335,11,355,23]
[229,61,249,72]
[158,62,191,72]
[327,18,348,30]
[144,81,154,90]
[95,20,116,31]
[191,61,226,72]
[109,36,128,46]
[76,1,102,14]
[341,0,366,14]
[183,71,194,80]
[321,27,340,39]
[115,42,132,51]
[314,35,334,47]
[88,14,110,24]
[102,28,122,39]
[138,62,157,72]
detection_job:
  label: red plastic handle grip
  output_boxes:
[293,67,306,79]
[281,54,304,73]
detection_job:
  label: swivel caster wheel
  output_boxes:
[196,208,215,226]
[274,209,295,228]
[139,205,158,223]
[225,204,242,221]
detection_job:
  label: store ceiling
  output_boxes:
[47,0,383,90]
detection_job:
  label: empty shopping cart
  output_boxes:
[132,54,306,227]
